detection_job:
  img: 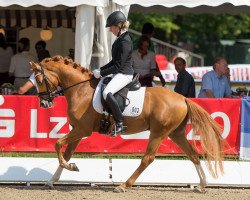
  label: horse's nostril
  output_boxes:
[40,101,47,108]
[40,100,53,108]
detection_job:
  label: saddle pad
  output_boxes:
[93,78,146,117]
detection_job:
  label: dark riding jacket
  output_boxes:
[100,31,134,77]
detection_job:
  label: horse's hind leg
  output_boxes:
[169,124,207,193]
[44,139,81,189]
[114,133,165,193]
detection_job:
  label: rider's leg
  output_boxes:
[106,92,125,133]
[103,73,133,134]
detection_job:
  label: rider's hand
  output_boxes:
[93,69,101,79]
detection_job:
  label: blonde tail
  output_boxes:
[185,98,224,178]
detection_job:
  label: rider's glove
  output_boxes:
[93,69,101,79]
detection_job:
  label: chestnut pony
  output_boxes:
[30,56,224,193]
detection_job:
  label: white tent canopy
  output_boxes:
[113,0,250,7]
[1,0,250,68]
[0,0,109,7]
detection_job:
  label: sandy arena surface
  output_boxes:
[0,184,250,200]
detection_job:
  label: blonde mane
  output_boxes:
[41,55,92,75]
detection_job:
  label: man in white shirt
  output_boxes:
[9,37,37,95]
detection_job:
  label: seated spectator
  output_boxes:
[132,35,165,87]
[35,40,50,62]
[198,56,232,98]
[9,37,37,95]
[174,57,195,98]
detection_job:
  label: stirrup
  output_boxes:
[110,123,127,137]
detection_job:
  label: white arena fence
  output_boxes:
[0,157,250,186]
[161,64,250,81]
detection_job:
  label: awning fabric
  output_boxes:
[0,0,109,7]
[0,9,76,28]
[113,0,250,7]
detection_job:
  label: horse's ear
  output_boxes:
[30,61,40,72]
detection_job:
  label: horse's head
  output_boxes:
[30,60,59,108]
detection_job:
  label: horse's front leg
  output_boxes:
[44,140,81,189]
[114,135,163,193]
[55,128,86,171]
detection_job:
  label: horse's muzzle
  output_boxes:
[40,99,54,108]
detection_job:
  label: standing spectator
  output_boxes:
[174,57,195,97]
[0,33,14,86]
[15,73,36,95]
[133,22,165,86]
[9,37,37,95]
[35,40,50,62]
[198,56,232,98]
[133,22,155,52]
[132,35,157,87]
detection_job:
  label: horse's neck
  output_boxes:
[63,78,98,112]
[59,69,83,89]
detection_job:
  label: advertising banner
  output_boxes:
[240,98,250,160]
[0,95,241,155]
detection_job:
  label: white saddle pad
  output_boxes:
[93,78,146,117]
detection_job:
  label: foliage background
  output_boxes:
[128,13,250,65]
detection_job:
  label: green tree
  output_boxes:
[128,13,250,65]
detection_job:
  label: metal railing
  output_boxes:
[129,29,204,67]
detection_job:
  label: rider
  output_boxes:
[92,11,134,134]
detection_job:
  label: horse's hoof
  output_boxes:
[114,186,126,193]
[42,183,55,190]
[193,185,206,193]
[69,163,79,171]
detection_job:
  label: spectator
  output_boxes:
[16,73,37,95]
[35,40,50,62]
[133,22,155,52]
[174,57,195,98]
[134,23,165,86]
[132,35,157,87]
[9,37,37,95]
[0,33,14,86]
[198,56,232,98]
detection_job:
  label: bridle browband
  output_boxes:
[37,63,94,102]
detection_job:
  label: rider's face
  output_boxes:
[109,25,120,36]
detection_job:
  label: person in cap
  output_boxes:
[92,11,134,134]
[174,56,195,98]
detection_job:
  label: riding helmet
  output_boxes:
[106,11,126,27]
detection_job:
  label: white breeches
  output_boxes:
[103,73,133,100]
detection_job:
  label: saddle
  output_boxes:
[99,74,141,135]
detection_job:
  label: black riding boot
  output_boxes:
[106,92,126,134]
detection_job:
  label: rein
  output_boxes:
[37,63,94,101]
[52,78,94,96]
